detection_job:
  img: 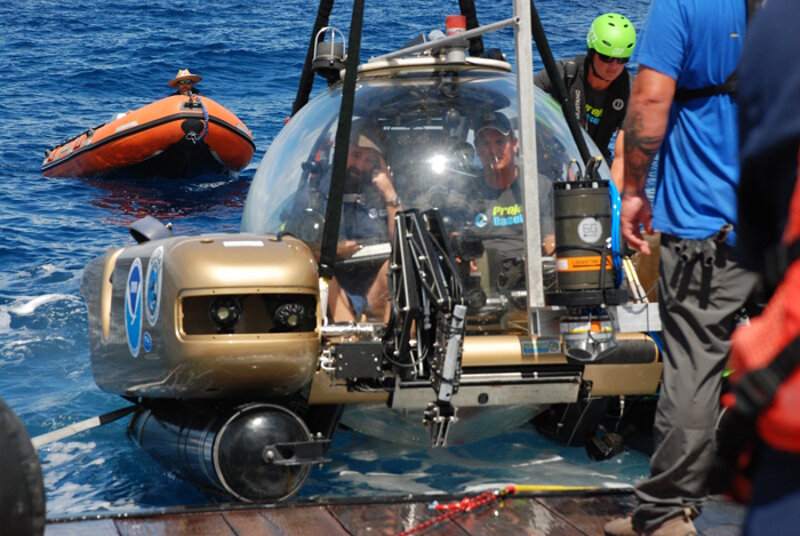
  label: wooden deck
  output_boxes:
[45,491,745,535]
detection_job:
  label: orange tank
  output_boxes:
[42,95,255,179]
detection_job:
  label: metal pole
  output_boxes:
[370,17,517,63]
[513,0,545,319]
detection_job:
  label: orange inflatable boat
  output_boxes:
[42,95,255,179]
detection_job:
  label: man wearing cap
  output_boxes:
[168,69,202,96]
[329,119,402,323]
[470,111,555,259]
[449,112,555,305]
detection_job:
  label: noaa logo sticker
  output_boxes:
[474,213,489,228]
[612,98,625,111]
[145,246,163,327]
[142,332,152,353]
[578,217,603,244]
[125,258,143,358]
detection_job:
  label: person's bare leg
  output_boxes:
[366,260,390,323]
[328,276,357,323]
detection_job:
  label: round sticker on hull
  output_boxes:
[577,217,603,244]
[125,258,143,358]
[142,331,152,353]
[145,246,164,327]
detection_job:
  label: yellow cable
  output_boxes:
[626,257,647,299]
[511,484,603,492]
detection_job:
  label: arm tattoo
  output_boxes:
[623,108,663,188]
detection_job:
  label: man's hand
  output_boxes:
[371,155,396,203]
[620,192,653,255]
[337,240,361,259]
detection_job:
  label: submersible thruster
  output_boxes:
[129,403,324,501]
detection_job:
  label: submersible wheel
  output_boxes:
[214,403,314,502]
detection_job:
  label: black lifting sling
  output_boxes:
[674,0,764,101]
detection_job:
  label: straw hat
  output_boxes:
[349,118,387,155]
[168,69,203,87]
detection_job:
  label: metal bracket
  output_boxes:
[423,401,458,448]
[261,437,331,466]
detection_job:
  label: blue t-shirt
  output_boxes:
[634,0,746,245]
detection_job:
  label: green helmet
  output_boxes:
[587,13,636,59]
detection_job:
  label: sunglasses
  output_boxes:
[596,53,629,65]
[178,80,194,85]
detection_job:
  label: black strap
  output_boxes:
[563,60,578,90]
[733,337,800,421]
[291,0,336,117]
[674,73,738,101]
[763,238,800,291]
[673,0,763,102]
[458,0,484,58]
[318,0,364,279]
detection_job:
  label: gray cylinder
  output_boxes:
[553,181,615,290]
[129,403,312,502]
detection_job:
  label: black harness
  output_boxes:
[674,0,764,102]
[559,55,630,158]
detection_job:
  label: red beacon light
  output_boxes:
[444,15,468,63]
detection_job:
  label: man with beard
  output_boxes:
[329,119,402,323]
[168,69,202,96]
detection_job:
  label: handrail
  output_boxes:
[369,17,518,63]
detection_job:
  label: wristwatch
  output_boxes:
[388,195,402,207]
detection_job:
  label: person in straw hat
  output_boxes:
[168,69,202,96]
[328,118,402,323]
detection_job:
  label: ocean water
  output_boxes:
[1,0,654,517]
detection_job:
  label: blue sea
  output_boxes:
[1,0,653,517]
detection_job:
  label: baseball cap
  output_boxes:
[476,111,513,138]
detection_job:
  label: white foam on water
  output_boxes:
[9,293,70,315]
[336,469,439,495]
[510,455,564,467]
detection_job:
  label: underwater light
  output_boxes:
[274,303,306,330]
[209,297,242,333]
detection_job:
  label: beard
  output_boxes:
[345,165,369,191]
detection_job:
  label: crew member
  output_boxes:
[168,69,202,96]
[534,13,636,185]
[329,119,402,323]
[605,1,758,534]
[724,0,800,533]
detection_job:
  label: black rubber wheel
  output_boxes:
[0,396,46,535]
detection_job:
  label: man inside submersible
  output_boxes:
[328,119,403,323]
[453,111,556,311]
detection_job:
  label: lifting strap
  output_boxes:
[674,0,764,101]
